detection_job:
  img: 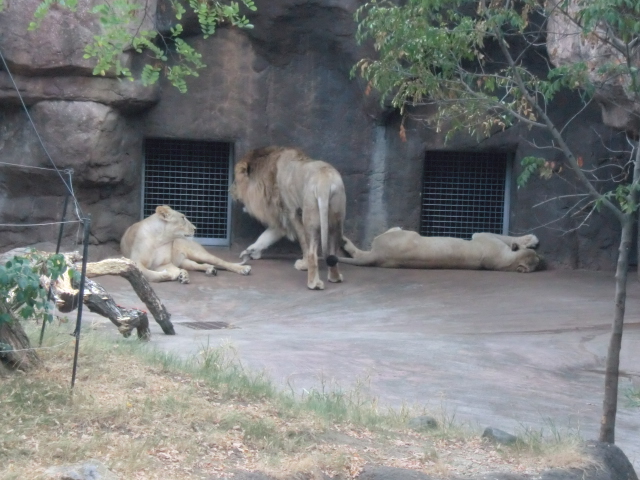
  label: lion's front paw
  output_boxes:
[240,248,262,263]
[307,279,325,290]
[294,259,308,271]
[240,265,251,275]
[178,270,190,284]
[205,265,218,276]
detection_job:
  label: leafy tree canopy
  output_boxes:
[0,0,257,93]
[354,0,639,217]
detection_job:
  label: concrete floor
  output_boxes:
[83,250,640,470]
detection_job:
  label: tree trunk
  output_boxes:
[600,135,640,443]
[0,315,42,371]
[600,215,633,443]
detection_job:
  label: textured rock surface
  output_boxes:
[0,102,142,254]
[546,0,640,135]
[354,442,638,480]
[0,0,157,76]
[44,459,118,480]
[0,73,159,112]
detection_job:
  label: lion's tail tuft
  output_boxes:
[326,255,339,267]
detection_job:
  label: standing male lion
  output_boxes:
[230,146,346,290]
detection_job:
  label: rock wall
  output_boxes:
[547,0,640,136]
[0,0,157,258]
[0,0,627,269]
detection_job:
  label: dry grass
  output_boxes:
[0,323,590,480]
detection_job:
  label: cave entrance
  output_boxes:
[420,151,511,239]
[143,138,233,246]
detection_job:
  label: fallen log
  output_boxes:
[83,277,151,340]
[83,258,174,335]
[1,249,174,348]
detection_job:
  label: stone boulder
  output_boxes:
[0,101,142,252]
[354,441,637,480]
[546,0,640,135]
[0,73,159,113]
[44,459,118,480]
[0,0,157,77]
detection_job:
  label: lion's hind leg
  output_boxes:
[154,263,190,284]
[174,239,251,275]
[326,229,343,283]
[305,234,324,290]
[326,255,343,283]
[514,234,539,249]
[179,258,218,276]
[471,232,539,251]
[341,236,363,258]
[186,252,251,276]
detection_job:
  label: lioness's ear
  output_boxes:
[511,242,519,251]
[156,205,172,220]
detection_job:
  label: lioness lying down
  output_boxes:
[121,205,251,283]
[339,228,540,273]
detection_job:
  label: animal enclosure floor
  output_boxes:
[81,249,640,471]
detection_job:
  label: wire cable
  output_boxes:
[0,47,84,220]
[0,339,74,354]
[0,220,82,227]
[0,161,73,173]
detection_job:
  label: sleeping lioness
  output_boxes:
[339,228,540,272]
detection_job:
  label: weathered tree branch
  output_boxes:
[83,258,175,335]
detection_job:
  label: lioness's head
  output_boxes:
[155,205,196,238]
[513,248,540,273]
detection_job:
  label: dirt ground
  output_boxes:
[81,249,640,471]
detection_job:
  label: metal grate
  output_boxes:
[420,151,509,239]
[144,139,232,245]
[179,321,236,330]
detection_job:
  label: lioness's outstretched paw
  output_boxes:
[205,265,218,276]
[519,234,539,249]
[307,279,325,290]
[178,270,190,284]
[294,259,308,271]
[239,265,251,275]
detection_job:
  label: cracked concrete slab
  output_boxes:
[81,251,640,470]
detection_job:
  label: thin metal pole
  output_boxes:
[40,193,71,346]
[71,215,91,389]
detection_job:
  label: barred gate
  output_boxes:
[143,139,232,246]
[420,151,511,239]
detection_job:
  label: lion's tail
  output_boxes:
[317,181,342,268]
[317,189,331,265]
[335,255,375,266]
